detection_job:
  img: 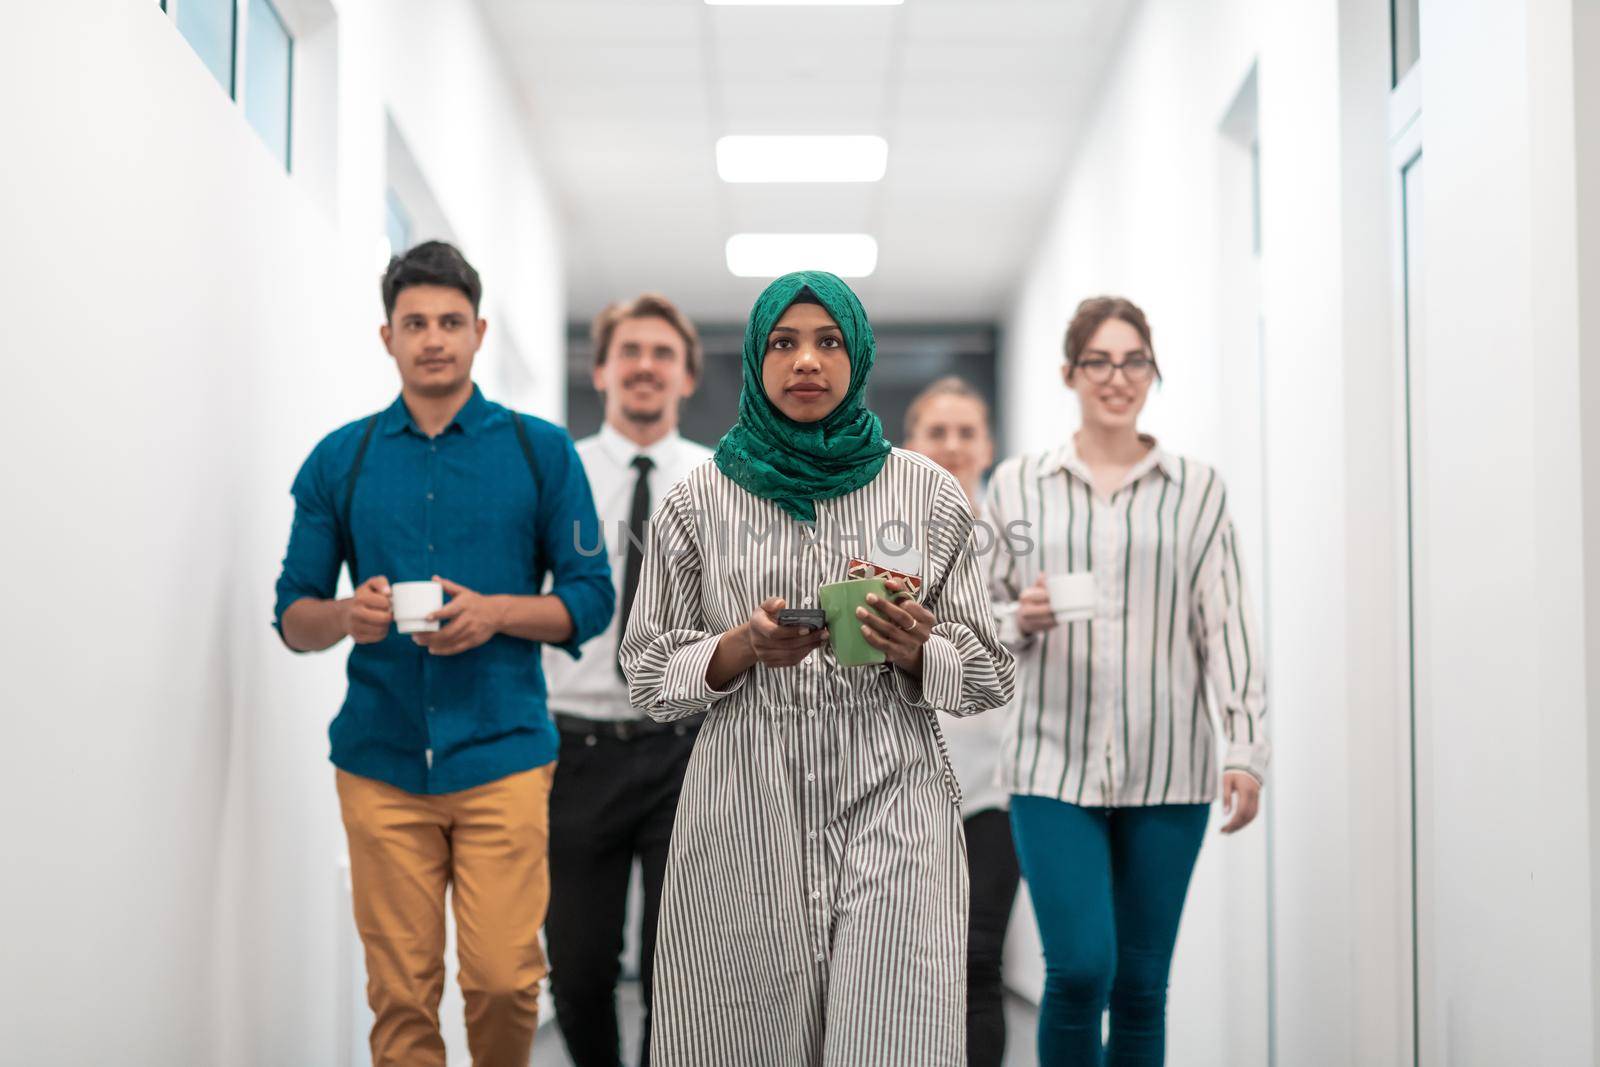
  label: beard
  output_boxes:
[404,354,469,398]
[409,376,468,399]
[622,404,665,425]
[618,374,668,425]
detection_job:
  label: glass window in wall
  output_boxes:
[386,190,412,259]
[1391,0,1420,86]
[1250,139,1262,256]
[174,0,236,93]
[1400,146,1426,1065]
[243,0,293,170]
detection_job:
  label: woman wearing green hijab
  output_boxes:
[620,272,1017,1066]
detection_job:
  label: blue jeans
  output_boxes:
[1010,796,1210,1066]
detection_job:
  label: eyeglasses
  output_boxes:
[1073,356,1159,385]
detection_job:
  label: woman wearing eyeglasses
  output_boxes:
[985,296,1267,1066]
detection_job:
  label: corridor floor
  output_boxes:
[531,980,1042,1066]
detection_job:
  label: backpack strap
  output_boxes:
[339,415,380,586]
[512,413,550,577]
[511,413,545,499]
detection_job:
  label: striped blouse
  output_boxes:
[620,448,1016,1067]
[984,438,1267,808]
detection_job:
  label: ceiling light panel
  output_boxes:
[708,0,902,6]
[716,135,888,183]
[725,233,879,278]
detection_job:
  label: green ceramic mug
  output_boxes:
[818,577,910,667]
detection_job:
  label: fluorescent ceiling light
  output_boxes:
[716,135,888,183]
[707,1,901,5]
[725,234,879,278]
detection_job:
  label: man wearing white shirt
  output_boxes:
[543,293,713,1067]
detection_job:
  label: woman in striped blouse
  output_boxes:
[620,270,1016,1066]
[986,296,1267,1066]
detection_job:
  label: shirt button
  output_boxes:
[810,890,821,900]
[815,953,825,963]
[426,705,435,713]
[427,544,435,553]
[584,735,598,747]
[426,492,434,501]
[808,830,817,840]
[807,709,816,718]
[806,773,816,783]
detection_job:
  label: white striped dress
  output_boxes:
[985,439,1268,808]
[619,448,1017,1066]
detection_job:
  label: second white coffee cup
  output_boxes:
[391,580,444,634]
[1046,572,1096,622]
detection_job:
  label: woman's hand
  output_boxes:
[746,596,828,668]
[858,578,937,674]
[706,597,827,689]
[1016,575,1058,636]
[1219,770,1262,834]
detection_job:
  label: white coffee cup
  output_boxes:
[1046,573,1096,623]
[391,580,444,634]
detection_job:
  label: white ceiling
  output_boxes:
[478,0,1130,323]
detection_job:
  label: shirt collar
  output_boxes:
[380,384,492,438]
[597,420,683,469]
[1043,433,1183,489]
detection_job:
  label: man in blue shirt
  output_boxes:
[274,241,612,1066]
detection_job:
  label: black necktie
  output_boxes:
[617,455,654,680]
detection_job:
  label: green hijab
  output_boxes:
[713,271,891,523]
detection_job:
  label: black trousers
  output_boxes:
[546,719,698,1067]
[966,806,1022,1067]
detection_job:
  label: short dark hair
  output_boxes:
[381,241,482,319]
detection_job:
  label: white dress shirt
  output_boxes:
[940,683,1012,817]
[542,421,712,721]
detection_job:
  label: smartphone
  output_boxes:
[775,608,827,629]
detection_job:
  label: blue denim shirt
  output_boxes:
[274,387,613,794]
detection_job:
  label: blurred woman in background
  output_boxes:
[903,376,1018,1067]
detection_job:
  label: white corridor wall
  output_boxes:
[1412,1,1594,1063]
[998,3,1272,1065]
[0,1,564,1062]
[1002,0,1600,1064]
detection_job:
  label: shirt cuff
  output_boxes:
[545,587,591,659]
[272,597,317,654]
[644,633,749,721]
[1223,739,1270,785]
[995,606,1034,653]
[890,634,967,715]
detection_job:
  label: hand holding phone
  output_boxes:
[742,598,827,671]
[774,608,826,630]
